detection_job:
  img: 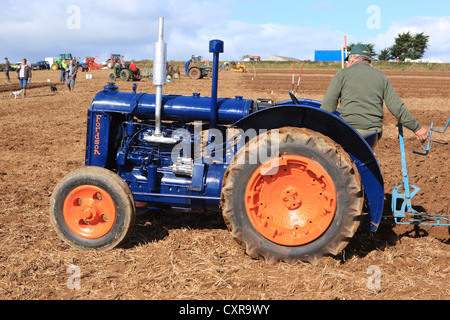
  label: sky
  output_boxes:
[1,0,450,63]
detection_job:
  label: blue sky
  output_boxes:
[1,0,450,63]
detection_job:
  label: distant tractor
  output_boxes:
[109,62,141,81]
[107,54,125,69]
[230,61,247,72]
[51,53,74,70]
[188,55,212,79]
[79,56,103,72]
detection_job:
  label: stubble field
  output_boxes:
[0,66,448,301]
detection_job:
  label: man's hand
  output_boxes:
[415,127,429,144]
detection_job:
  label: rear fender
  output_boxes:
[231,101,384,232]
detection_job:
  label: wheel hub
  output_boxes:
[281,187,302,210]
[63,185,116,239]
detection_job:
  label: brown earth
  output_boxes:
[0,67,449,301]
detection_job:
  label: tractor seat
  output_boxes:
[364,132,382,149]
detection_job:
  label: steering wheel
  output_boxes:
[289,91,300,105]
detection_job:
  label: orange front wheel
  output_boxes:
[63,185,116,239]
[50,167,136,251]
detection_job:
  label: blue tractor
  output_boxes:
[50,21,387,265]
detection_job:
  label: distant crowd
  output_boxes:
[57,59,78,91]
[4,57,78,97]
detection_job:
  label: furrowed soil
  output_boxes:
[0,67,448,300]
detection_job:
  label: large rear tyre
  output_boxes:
[221,127,364,265]
[120,69,130,81]
[50,167,136,251]
[188,67,202,80]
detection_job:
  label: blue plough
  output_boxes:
[391,117,450,226]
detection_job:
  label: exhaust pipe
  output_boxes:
[145,17,180,144]
[153,17,167,136]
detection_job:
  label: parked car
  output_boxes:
[32,61,50,70]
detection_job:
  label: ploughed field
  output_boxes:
[0,67,449,300]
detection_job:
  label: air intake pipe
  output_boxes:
[209,40,224,129]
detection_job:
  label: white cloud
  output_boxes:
[1,1,449,63]
[168,20,346,61]
[0,0,237,62]
[0,0,346,62]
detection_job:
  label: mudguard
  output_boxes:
[230,100,384,232]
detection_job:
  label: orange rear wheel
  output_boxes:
[245,154,336,246]
[221,127,364,265]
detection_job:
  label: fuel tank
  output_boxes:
[90,83,254,125]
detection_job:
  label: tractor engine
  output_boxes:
[86,82,257,210]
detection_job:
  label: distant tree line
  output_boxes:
[348,32,429,62]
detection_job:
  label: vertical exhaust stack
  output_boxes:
[153,17,167,136]
[144,17,178,144]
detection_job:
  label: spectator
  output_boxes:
[185,58,192,76]
[16,58,32,97]
[4,57,11,83]
[60,59,67,84]
[66,59,77,91]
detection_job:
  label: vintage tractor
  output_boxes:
[49,19,445,265]
[107,54,125,69]
[109,64,142,82]
[230,61,247,73]
[188,55,212,79]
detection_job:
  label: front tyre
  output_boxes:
[50,167,136,251]
[221,127,364,265]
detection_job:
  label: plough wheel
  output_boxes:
[221,127,364,265]
[50,167,136,251]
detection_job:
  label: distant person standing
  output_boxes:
[66,59,77,91]
[16,58,32,97]
[4,57,11,83]
[60,59,67,84]
[185,58,192,76]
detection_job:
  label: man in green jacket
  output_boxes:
[321,44,428,143]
